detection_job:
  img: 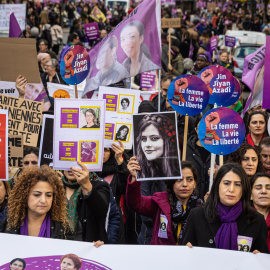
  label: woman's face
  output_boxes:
[27,181,53,217]
[219,52,228,62]
[61,258,76,270]
[141,124,164,161]
[25,84,43,100]
[260,146,270,171]
[121,100,128,109]
[22,153,39,171]
[248,114,266,136]
[10,260,24,270]
[173,168,196,202]
[120,127,128,138]
[103,148,111,163]
[0,181,6,204]
[251,177,270,208]
[85,111,95,124]
[219,171,242,207]
[120,26,143,58]
[241,149,258,176]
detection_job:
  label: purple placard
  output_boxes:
[161,0,176,5]
[210,36,218,52]
[225,36,236,48]
[84,22,100,41]
[59,141,78,161]
[60,108,79,128]
[103,93,118,112]
[140,71,156,90]
[105,123,115,140]
[262,37,270,109]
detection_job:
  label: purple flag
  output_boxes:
[9,12,23,38]
[83,0,161,97]
[262,37,270,109]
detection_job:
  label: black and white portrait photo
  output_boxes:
[118,95,134,114]
[114,123,131,142]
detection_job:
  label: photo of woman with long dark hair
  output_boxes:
[133,112,181,180]
[115,125,130,141]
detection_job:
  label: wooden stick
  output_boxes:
[158,70,161,112]
[168,30,171,65]
[209,153,216,190]
[75,84,78,99]
[182,115,189,161]
[219,155,224,167]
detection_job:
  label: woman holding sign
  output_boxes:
[182,163,269,253]
[126,160,203,245]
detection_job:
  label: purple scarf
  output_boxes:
[20,214,51,238]
[215,200,242,250]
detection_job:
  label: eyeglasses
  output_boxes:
[23,161,38,165]
[44,65,52,67]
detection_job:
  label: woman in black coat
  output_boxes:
[182,163,269,253]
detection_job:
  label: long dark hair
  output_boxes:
[136,114,180,178]
[246,111,268,136]
[205,163,257,223]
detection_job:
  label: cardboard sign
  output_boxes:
[161,18,181,28]
[0,94,43,146]
[0,110,8,180]
[8,135,23,168]
[0,38,40,83]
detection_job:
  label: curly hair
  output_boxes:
[7,165,69,231]
[136,113,180,178]
[60,254,82,269]
[227,143,263,173]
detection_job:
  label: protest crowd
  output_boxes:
[1,0,270,266]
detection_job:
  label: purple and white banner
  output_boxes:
[84,22,100,41]
[225,36,236,48]
[262,37,270,109]
[210,36,218,52]
[83,0,161,97]
[161,0,176,5]
[140,71,156,90]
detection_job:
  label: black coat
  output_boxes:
[182,207,269,254]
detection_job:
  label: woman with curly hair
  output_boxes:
[0,181,10,223]
[227,143,263,180]
[0,165,73,239]
[134,113,181,179]
[126,160,203,245]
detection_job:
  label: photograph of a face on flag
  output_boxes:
[132,111,182,181]
[83,0,161,97]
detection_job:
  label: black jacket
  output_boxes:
[182,207,269,254]
[0,219,73,240]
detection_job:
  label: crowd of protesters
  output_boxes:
[0,0,270,255]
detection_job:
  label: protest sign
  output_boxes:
[84,22,100,41]
[210,36,218,52]
[9,12,23,38]
[161,0,176,5]
[47,82,74,98]
[0,94,43,146]
[0,38,40,83]
[0,4,26,32]
[167,75,209,116]
[0,110,8,180]
[225,36,236,48]
[83,0,161,97]
[90,6,106,22]
[198,107,245,155]
[161,18,181,28]
[132,111,182,181]
[198,65,235,106]
[39,115,54,167]
[140,71,156,90]
[8,135,23,168]
[0,81,51,111]
[53,99,105,171]
[0,234,270,270]
[223,78,241,107]
[98,86,140,149]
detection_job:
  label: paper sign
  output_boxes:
[198,65,235,106]
[198,107,245,155]
[60,45,90,85]
[98,86,140,149]
[140,71,156,90]
[0,38,40,83]
[53,99,105,171]
[0,94,43,146]
[84,22,100,41]
[167,74,209,116]
[210,36,218,52]
[225,36,236,48]
[161,18,181,28]
[223,78,241,107]
[39,115,54,167]
[8,135,23,168]
[0,110,8,180]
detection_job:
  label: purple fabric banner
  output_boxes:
[210,36,218,52]
[9,12,23,38]
[83,0,161,97]
[262,37,270,109]
[225,36,236,48]
[84,22,100,41]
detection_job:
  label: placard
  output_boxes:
[161,18,181,28]
[53,99,105,171]
[132,111,182,181]
[39,115,54,167]
[0,95,43,146]
[210,36,218,52]
[222,78,241,107]
[167,74,209,116]
[8,135,23,168]
[60,45,90,85]
[0,109,8,180]
[98,86,140,149]
[198,65,235,106]
[84,22,100,41]
[198,107,245,155]
[140,71,156,90]
[225,36,236,48]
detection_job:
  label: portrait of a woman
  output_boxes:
[9,258,26,270]
[115,125,129,141]
[82,108,100,129]
[60,254,82,270]
[120,21,160,77]
[134,113,181,179]
[119,98,130,113]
